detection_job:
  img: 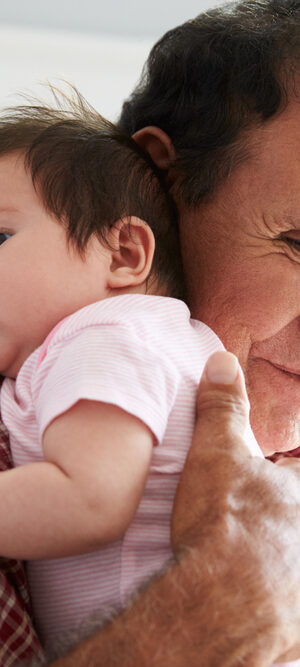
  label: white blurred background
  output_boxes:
[0,0,217,121]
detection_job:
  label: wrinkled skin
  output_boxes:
[178,101,300,458]
[172,352,300,664]
[170,102,300,662]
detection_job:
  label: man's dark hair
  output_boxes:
[119,0,300,206]
[0,88,184,299]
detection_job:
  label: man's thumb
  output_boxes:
[204,350,240,385]
[198,351,263,458]
[171,351,261,551]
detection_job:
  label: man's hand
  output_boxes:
[172,350,300,665]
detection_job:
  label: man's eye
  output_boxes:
[0,233,11,245]
[282,236,300,251]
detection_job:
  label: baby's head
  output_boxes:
[0,88,184,378]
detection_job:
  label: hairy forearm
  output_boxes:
[49,540,283,667]
[50,553,215,667]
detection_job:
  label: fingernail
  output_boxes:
[205,351,239,384]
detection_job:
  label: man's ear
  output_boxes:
[107,217,155,290]
[133,126,175,170]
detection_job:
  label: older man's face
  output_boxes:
[179,101,300,456]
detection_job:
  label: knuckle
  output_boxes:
[197,389,247,421]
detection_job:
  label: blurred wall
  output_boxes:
[0,0,216,39]
[0,26,152,120]
[0,0,218,120]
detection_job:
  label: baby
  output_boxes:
[0,88,261,656]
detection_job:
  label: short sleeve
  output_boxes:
[32,323,180,445]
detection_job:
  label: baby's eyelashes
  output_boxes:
[0,233,11,245]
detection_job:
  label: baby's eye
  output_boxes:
[0,233,11,245]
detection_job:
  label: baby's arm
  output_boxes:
[0,400,153,559]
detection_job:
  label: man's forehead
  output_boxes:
[221,103,300,197]
[251,99,300,148]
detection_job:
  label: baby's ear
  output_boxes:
[107,217,155,290]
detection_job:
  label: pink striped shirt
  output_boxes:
[0,294,262,655]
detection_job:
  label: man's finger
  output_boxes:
[194,350,259,461]
[171,351,258,551]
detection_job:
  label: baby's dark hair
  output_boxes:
[0,87,185,300]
